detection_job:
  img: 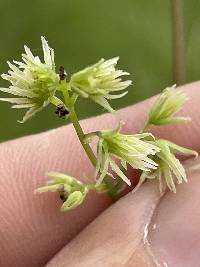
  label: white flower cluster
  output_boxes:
[0,37,132,122]
[134,139,197,193]
[70,57,132,112]
[0,37,59,122]
[91,122,160,186]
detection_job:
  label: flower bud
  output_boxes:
[35,172,89,211]
[148,85,190,126]
[61,189,88,211]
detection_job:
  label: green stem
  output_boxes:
[140,120,150,133]
[69,108,97,165]
[83,131,100,144]
[62,83,119,201]
[171,0,186,85]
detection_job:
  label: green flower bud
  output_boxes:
[147,85,190,126]
[35,172,89,211]
[61,189,88,211]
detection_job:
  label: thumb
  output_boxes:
[149,158,200,267]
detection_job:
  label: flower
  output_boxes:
[133,139,198,193]
[93,122,160,186]
[70,57,132,112]
[147,85,190,125]
[35,172,89,211]
[0,36,59,122]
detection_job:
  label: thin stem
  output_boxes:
[69,108,97,166]
[171,0,186,85]
[62,83,119,201]
[140,120,150,133]
[83,131,100,144]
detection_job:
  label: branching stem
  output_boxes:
[62,82,119,201]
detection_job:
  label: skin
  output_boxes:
[0,82,200,267]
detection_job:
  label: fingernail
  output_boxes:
[148,158,200,267]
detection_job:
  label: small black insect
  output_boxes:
[59,192,67,202]
[58,185,68,202]
[55,104,69,119]
[59,66,66,81]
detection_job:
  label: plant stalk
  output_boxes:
[62,85,119,201]
[171,0,186,85]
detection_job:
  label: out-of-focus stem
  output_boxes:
[171,0,186,85]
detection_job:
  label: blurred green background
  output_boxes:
[0,0,199,142]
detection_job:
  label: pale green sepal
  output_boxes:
[72,86,89,98]
[50,95,66,107]
[47,172,74,185]
[12,104,35,109]
[109,159,131,186]
[0,97,32,104]
[90,96,116,113]
[61,189,88,211]
[18,106,43,123]
[96,153,109,186]
[154,116,191,125]
[35,184,62,193]
[163,140,198,157]
[105,91,128,100]
[132,171,148,193]
[0,87,35,98]
[121,159,127,170]
[101,120,124,138]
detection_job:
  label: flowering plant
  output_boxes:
[0,37,197,211]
